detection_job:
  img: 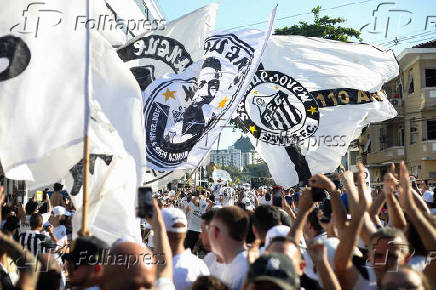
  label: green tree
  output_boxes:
[274,6,362,42]
[243,162,272,178]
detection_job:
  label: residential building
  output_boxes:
[210,146,243,171]
[359,40,436,185]
[242,150,262,167]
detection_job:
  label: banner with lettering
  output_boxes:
[236,35,398,187]
[117,4,218,91]
[144,7,277,171]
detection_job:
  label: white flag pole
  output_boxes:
[79,0,91,237]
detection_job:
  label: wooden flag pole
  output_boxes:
[79,135,91,236]
[78,0,91,237]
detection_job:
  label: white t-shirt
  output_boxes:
[180,197,189,212]
[53,225,67,247]
[422,190,434,203]
[173,249,209,290]
[199,197,209,214]
[186,202,202,232]
[354,262,377,290]
[204,252,226,276]
[243,191,256,209]
[220,187,235,206]
[211,183,224,198]
[258,195,272,205]
[214,251,248,290]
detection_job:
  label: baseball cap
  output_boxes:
[265,225,290,249]
[63,236,108,266]
[247,253,300,290]
[52,206,72,217]
[161,208,187,233]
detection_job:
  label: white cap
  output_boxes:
[169,190,175,197]
[161,208,187,233]
[265,225,290,249]
[52,206,71,217]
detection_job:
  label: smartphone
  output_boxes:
[333,179,342,190]
[284,195,292,204]
[311,188,328,202]
[35,190,43,202]
[137,187,153,219]
[319,199,332,223]
[272,188,282,207]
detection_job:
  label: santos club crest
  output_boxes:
[145,34,256,169]
[237,69,319,146]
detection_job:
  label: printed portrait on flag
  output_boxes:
[145,33,258,169]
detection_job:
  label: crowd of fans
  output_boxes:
[0,161,435,289]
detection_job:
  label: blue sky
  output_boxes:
[156,0,436,149]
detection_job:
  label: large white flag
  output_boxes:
[236,36,398,187]
[64,31,143,244]
[117,4,218,183]
[0,1,144,242]
[144,8,277,171]
[0,1,87,186]
[117,4,218,91]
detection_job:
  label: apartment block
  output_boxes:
[359,40,436,185]
[210,146,243,171]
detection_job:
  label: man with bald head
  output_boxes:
[103,242,156,290]
[103,199,175,290]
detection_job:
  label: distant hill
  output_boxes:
[233,136,255,153]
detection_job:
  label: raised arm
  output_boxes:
[309,241,341,290]
[369,190,385,227]
[383,172,407,231]
[329,189,347,236]
[334,165,369,290]
[288,188,313,245]
[398,162,436,251]
[342,168,376,246]
[148,199,173,281]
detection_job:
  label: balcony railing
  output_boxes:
[422,88,436,110]
[422,140,436,160]
[367,146,405,164]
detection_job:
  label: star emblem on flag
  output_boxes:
[307,106,318,115]
[249,125,256,134]
[218,97,228,108]
[163,88,176,102]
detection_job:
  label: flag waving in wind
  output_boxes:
[237,36,399,188]
[117,4,218,91]
[144,7,277,171]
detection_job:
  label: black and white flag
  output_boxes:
[236,36,398,188]
[144,7,277,171]
[117,4,218,91]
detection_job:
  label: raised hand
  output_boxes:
[309,174,336,193]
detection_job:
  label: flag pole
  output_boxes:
[80,136,90,236]
[79,0,91,237]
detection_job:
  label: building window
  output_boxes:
[428,120,436,140]
[425,69,436,87]
[396,80,403,99]
[399,128,404,146]
[410,121,417,144]
[407,69,414,94]
[380,127,386,150]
